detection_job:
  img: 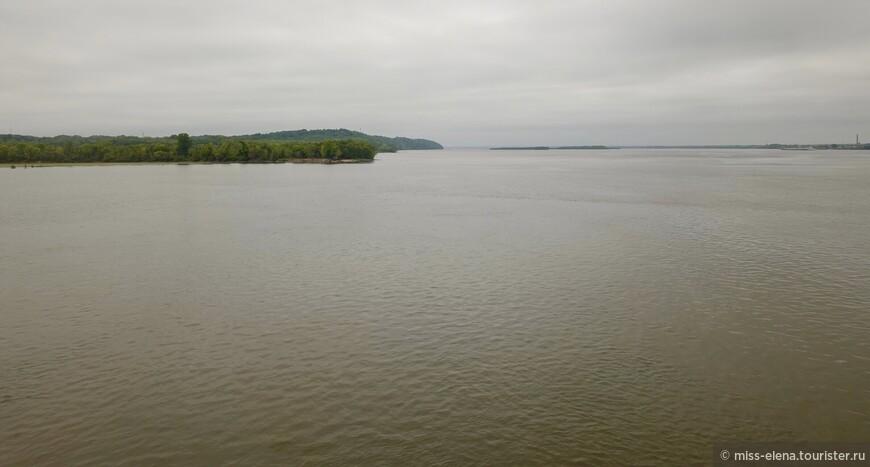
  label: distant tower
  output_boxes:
[858,134,860,145]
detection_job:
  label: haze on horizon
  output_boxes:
[1,0,869,147]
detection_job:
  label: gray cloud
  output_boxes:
[1,0,869,145]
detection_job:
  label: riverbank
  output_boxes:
[6,159,375,168]
[0,137,380,165]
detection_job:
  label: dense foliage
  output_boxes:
[217,129,443,151]
[0,137,377,163]
[0,128,443,157]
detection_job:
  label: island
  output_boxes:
[0,129,443,165]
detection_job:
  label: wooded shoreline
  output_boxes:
[0,136,379,164]
[6,158,375,168]
[0,129,443,165]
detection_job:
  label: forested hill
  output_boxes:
[0,129,442,153]
[220,129,443,151]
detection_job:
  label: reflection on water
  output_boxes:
[2,149,869,465]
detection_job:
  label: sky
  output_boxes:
[1,0,869,147]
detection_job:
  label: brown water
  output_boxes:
[2,149,869,465]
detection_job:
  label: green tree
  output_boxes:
[238,141,249,162]
[320,141,341,160]
[190,143,215,161]
[175,133,191,156]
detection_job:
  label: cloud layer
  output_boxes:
[2,0,869,145]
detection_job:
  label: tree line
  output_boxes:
[204,129,443,150]
[0,135,377,164]
[0,128,443,152]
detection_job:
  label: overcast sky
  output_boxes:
[1,0,869,146]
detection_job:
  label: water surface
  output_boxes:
[2,149,869,465]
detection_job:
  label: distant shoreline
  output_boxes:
[490,144,869,150]
[491,145,614,150]
[620,144,869,150]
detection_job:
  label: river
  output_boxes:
[2,149,869,465]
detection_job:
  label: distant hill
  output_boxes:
[195,129,443,152]
[0,129,444,153]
